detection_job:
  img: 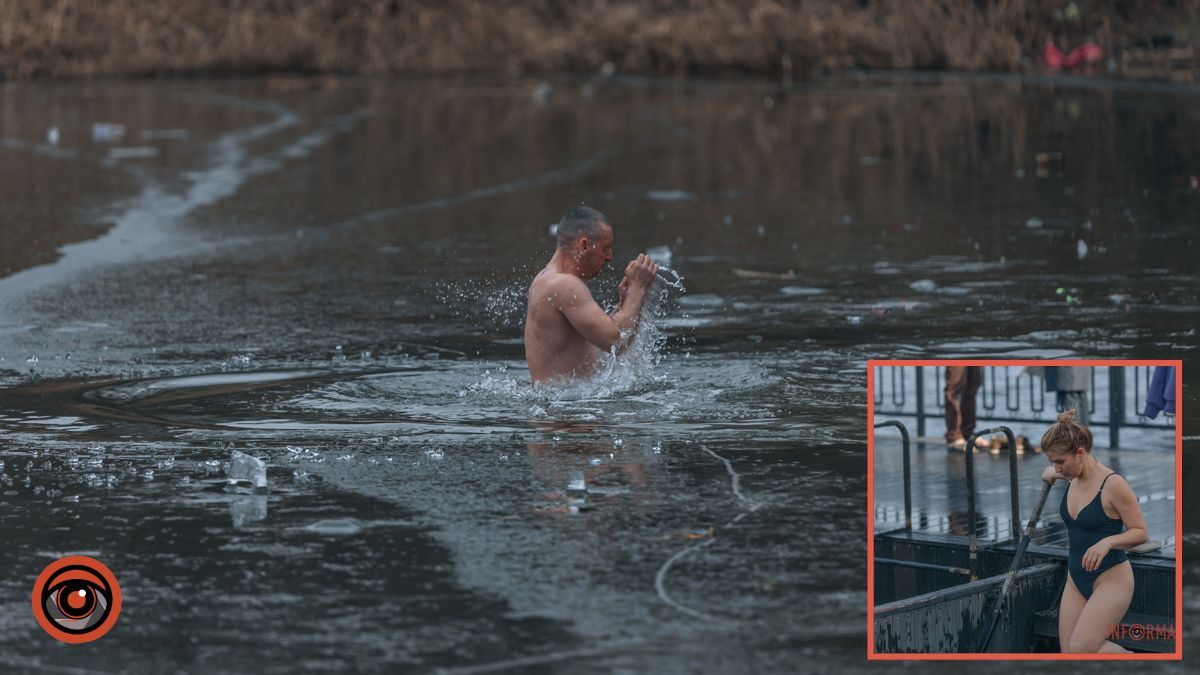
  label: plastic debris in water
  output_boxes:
[566,469,588,512]
[227,450,267,493]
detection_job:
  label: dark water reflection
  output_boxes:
[0,75,1196,672]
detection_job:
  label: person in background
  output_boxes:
[1046,366,1092,426]
[944,366,981,451]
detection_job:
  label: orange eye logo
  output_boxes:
[32,556,122,643]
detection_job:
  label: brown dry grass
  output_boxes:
[0,0,1195,79]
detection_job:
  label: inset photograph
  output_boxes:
[868,361,1180,658]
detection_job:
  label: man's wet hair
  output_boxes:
[556,206,611,249]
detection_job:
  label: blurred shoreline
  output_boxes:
[1,1,1196,82]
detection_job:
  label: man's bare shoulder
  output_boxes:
[529,270,589,303]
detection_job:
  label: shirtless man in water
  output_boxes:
[524,206,658,384]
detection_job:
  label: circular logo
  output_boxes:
[31,556,122,643]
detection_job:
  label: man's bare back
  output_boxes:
[523,208,658,385]
[525,271,605,382]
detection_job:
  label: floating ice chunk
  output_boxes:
[46,127,59,145]
[91,122,126,143]
[304,518,364,535]
[909,279,938,292]
[1025,217,1043,229]
[781,286,824,295]
[108,146,159,159]
[548,223,558,236]
[1077,239,1088,259]
[227,450,267,492]
[644,245,672,268]
[679,294,724,308]
[230,496,267,528]
[139,128,190,141]
[645,190,697,202]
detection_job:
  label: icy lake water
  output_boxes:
[0,75,1196,672]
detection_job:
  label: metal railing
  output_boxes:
[875,419,1025,581]
[964,426,1020,580]
[873,366,1174,448]
[874,420,911,530]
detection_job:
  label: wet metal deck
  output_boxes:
[873,433,1176,560]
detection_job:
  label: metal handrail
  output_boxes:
[964,425,1019,581]
[874,420,911,530]
[873,366,1173,449]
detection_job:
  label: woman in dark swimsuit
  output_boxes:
[1041,409,1149,653]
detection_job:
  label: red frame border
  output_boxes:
[866,359,1183,660]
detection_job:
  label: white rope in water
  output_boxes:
[436,639,647,674]
[701,445,761,510]
[654,445,761,622]
[654,537,723,622]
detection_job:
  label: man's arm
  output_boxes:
[554,256,657,354]
[551,276,633,353]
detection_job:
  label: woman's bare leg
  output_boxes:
[1058,577,1086,653]
[1067,562,1134,653]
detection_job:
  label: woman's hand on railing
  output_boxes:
[1041,465,1061,484]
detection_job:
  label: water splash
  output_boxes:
[576,264,686,397]
[463,264,687,405]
